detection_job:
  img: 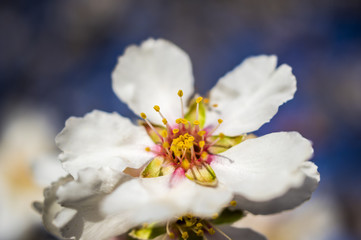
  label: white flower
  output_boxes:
[0,109,66,240]
[38,39,319,240]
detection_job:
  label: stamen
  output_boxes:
[230,200,237,206]
[212,213,219,219]
[212,104,218,108]
[196,97,203,121]
[145,147,151,152]
[209,132,225,146]
[212,225,232,240]
[208,119,223,136]
[173,128,179,134]
[141,112,164,141]
[153,105,171,129]
[204,98,210,104]
[178,90,184,118]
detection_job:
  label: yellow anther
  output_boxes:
[140,113,147,119]
[181,119,188,125]
[163,142,170,149]
[196,223,203,228]
[219,133,225,139]
[196,230,204,236]
[162,118,168,125]
[201,152,208,160]
[161,130,168,138]
[176,118,182,124]
[199,141,205,148]
[169,232,175,239]
[153,105,160,112]
[181,231,189,239]
[178,90,183,97]
[181,159,190,170]
[208,228,215,235]
[173,128,179,134]
[145,147,151,152]
[218,119,223,124]
[196,97,203,103]
[188,136,195,141]
[193,120,200,125]
[204,98,210,104]
[212,213,219,219]
[230,200,237,206]
[212,104,218,108]
[197,130,206,137]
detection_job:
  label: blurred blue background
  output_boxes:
[0,0,360,239]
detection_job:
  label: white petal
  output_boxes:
[112,38,194,124]
[101,175,232,225]
[56,167,128,204]
[233,162,320,214]
[211,132,316,202]
[56,110,154,177]
[39,169,136,240]
[208,55,296,135]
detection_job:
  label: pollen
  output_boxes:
[218,119,223,124]
[197,130,206,136]
[162,118,168,125]
[196,97,203,103]
[181,119,188,125]
[178,89,183,97]
[181,159,190,170]
[173,128,180,134]
[161,130,168,138]
[199,141,205,148]
[181,231,189,239]
[145,147,151,152]
[153,105,160,112]
[176,118,182,124]
[140,112,147,119]
[230,200,237,206]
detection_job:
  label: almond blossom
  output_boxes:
[37,39,319,240]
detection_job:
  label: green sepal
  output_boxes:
[185,163,217,187]
[141,157,175,178]
[139,120,165,144]
[129,223,166,240]
[207,135,245,154]
[184,98,206,128]
[211,208,245,225]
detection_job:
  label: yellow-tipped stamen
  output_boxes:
[204,98,210,104]
[178,90,184,118]
[209,132,225,146]
[198,130,206,137]
[173,128,179,134]
[212,213,219,219]
[230,200,237,206]
[195,97,203,121]
[196,223,203,228]
[212,225,232,240]
[153,105,160,112]
[212,104,218,108]
[181,159,190,170]
[145,147,151,152]
[166,221,175,239]
[208,119,223,136]
[193,120,200,125]
[141,112,164,141]
[201,152,208,160]
[181,231,189,240]
[199,140,205,152]
[153,105,171,129]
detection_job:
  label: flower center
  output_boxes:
[140,90,227,186]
